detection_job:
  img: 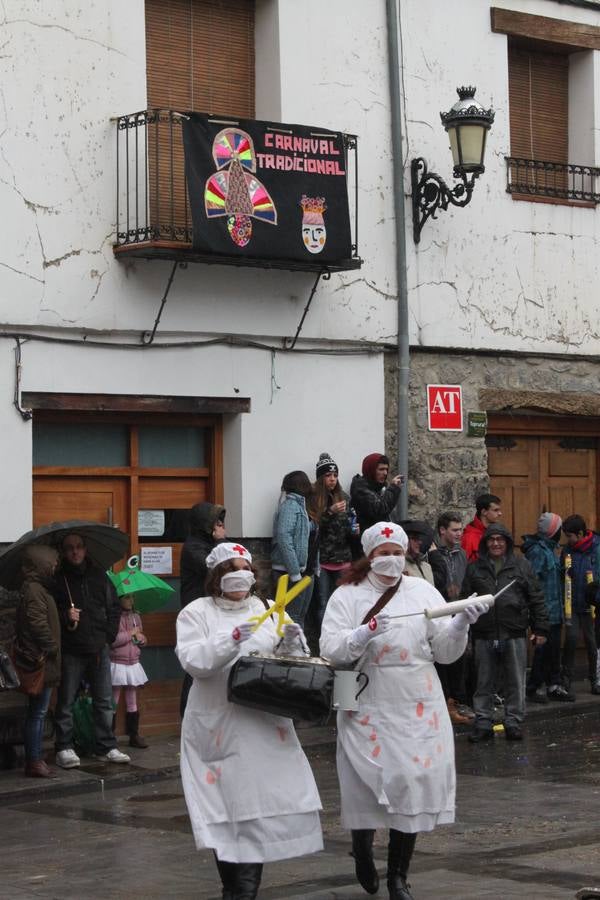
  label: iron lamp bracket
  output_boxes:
[411,157,481,244]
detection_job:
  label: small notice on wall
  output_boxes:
[140,546,173,575]
[138,509,165,537]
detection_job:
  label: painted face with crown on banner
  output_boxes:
[300,195,327,253]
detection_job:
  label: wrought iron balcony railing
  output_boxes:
[114,108,361,273]
[506,156,600,203]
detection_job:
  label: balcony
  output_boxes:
[505,156,600,205]
[114,109,362,274]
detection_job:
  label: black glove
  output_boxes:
[585,581,600,607]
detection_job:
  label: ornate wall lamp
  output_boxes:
[411,86,495,243]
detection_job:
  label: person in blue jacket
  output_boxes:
[523,512,574,703]
[271,470,316,629]
[560,514,600,696]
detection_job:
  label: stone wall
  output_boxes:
[384,349,600,523]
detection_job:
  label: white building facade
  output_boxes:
[2,0,600,724]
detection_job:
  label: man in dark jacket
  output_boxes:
[523,512,574,703]
[560,514,600,695]
[179,502,226,716]
[52,533,129,768]
[350,453,403,534]
[462,523,549,743]
[180,502,226,608]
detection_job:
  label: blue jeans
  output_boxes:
[473,637,527,730]
[24,686,52,762]
[271,573,314,631]
[316,569,345,627]
[54,647,116,754]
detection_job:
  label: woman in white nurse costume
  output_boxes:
[320,522,486,900]
[176,542,323,900]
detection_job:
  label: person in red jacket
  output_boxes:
[461,493,502,562]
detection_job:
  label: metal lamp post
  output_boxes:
[411,86,495,243]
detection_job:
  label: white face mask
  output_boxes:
[220,570,255,595]
[370,555,405,578]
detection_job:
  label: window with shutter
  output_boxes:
[508,42,569,196]
[144,0,255,239]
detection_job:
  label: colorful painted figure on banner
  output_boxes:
[300,195,327,254]
[204,128,277,248]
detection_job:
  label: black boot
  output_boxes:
[213,852,237,900]
[387,830,417,900]
[232,863,263,900]
[351,829,379,894]
[126,711,148,748]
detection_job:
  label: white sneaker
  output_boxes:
[95,748,131,764]
[56,749,81,769]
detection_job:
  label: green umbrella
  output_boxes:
[107,555,175,613]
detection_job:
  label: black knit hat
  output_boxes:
[316,452,338,479]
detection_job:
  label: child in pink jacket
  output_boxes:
[110,595,148,748]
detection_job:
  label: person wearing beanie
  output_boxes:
[522,512,573,704]
[560,514,600,696]
[349,453,404,535]
[309,453,353,630]
[321,522,488,899]
[462,523,549,743]
[176,542,323,900]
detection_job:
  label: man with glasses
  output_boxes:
[52,533,130,768]
[461,523,548,743]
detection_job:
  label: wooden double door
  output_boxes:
[488,428,598,546]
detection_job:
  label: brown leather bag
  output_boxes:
[11,643,46,696]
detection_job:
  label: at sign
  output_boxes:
[427,384,463,432]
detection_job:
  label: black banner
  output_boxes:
[182,113,352,264]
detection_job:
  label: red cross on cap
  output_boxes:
[380,526,394,538]
[232,545,247,555]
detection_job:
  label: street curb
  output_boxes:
[2,763,181,806]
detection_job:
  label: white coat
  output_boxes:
[320,573,467,833]
[176,593,323,863]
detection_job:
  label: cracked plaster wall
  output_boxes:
[0,0,399,344]
[385,349,600,524]
[401,0,600,356]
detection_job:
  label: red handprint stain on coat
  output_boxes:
[371,744,381,758]
[399,648,409,662]
[416,701,424,718]
[276,725,288,742]
[359,715,370,726]
[374,644,392,664]
[206,766,222,785]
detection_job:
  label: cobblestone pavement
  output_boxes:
[2,690,600,898]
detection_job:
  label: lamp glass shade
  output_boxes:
[448,123,487,173]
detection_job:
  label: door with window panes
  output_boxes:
[32,413,223,735]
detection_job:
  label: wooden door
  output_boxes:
[33,477,129,536]
[487,437,540,545]
[540,438,596,530]
[488,435,598,543]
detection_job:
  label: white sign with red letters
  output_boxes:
[427,384,463,431]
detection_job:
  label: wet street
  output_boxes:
[3,702,600,899]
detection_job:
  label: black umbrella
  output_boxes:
[0,520,129,589]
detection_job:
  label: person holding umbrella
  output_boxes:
[52,533,131,767]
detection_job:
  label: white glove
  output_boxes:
[447,602,489,637]
[349,610,392,651]
[231,622,254,644]
[282,622,302,645]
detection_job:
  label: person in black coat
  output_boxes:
[179,502,226,716]
[52,533,130,768]
[349,453,404,534]
[180,502,226,608]
[461,523,548,743]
